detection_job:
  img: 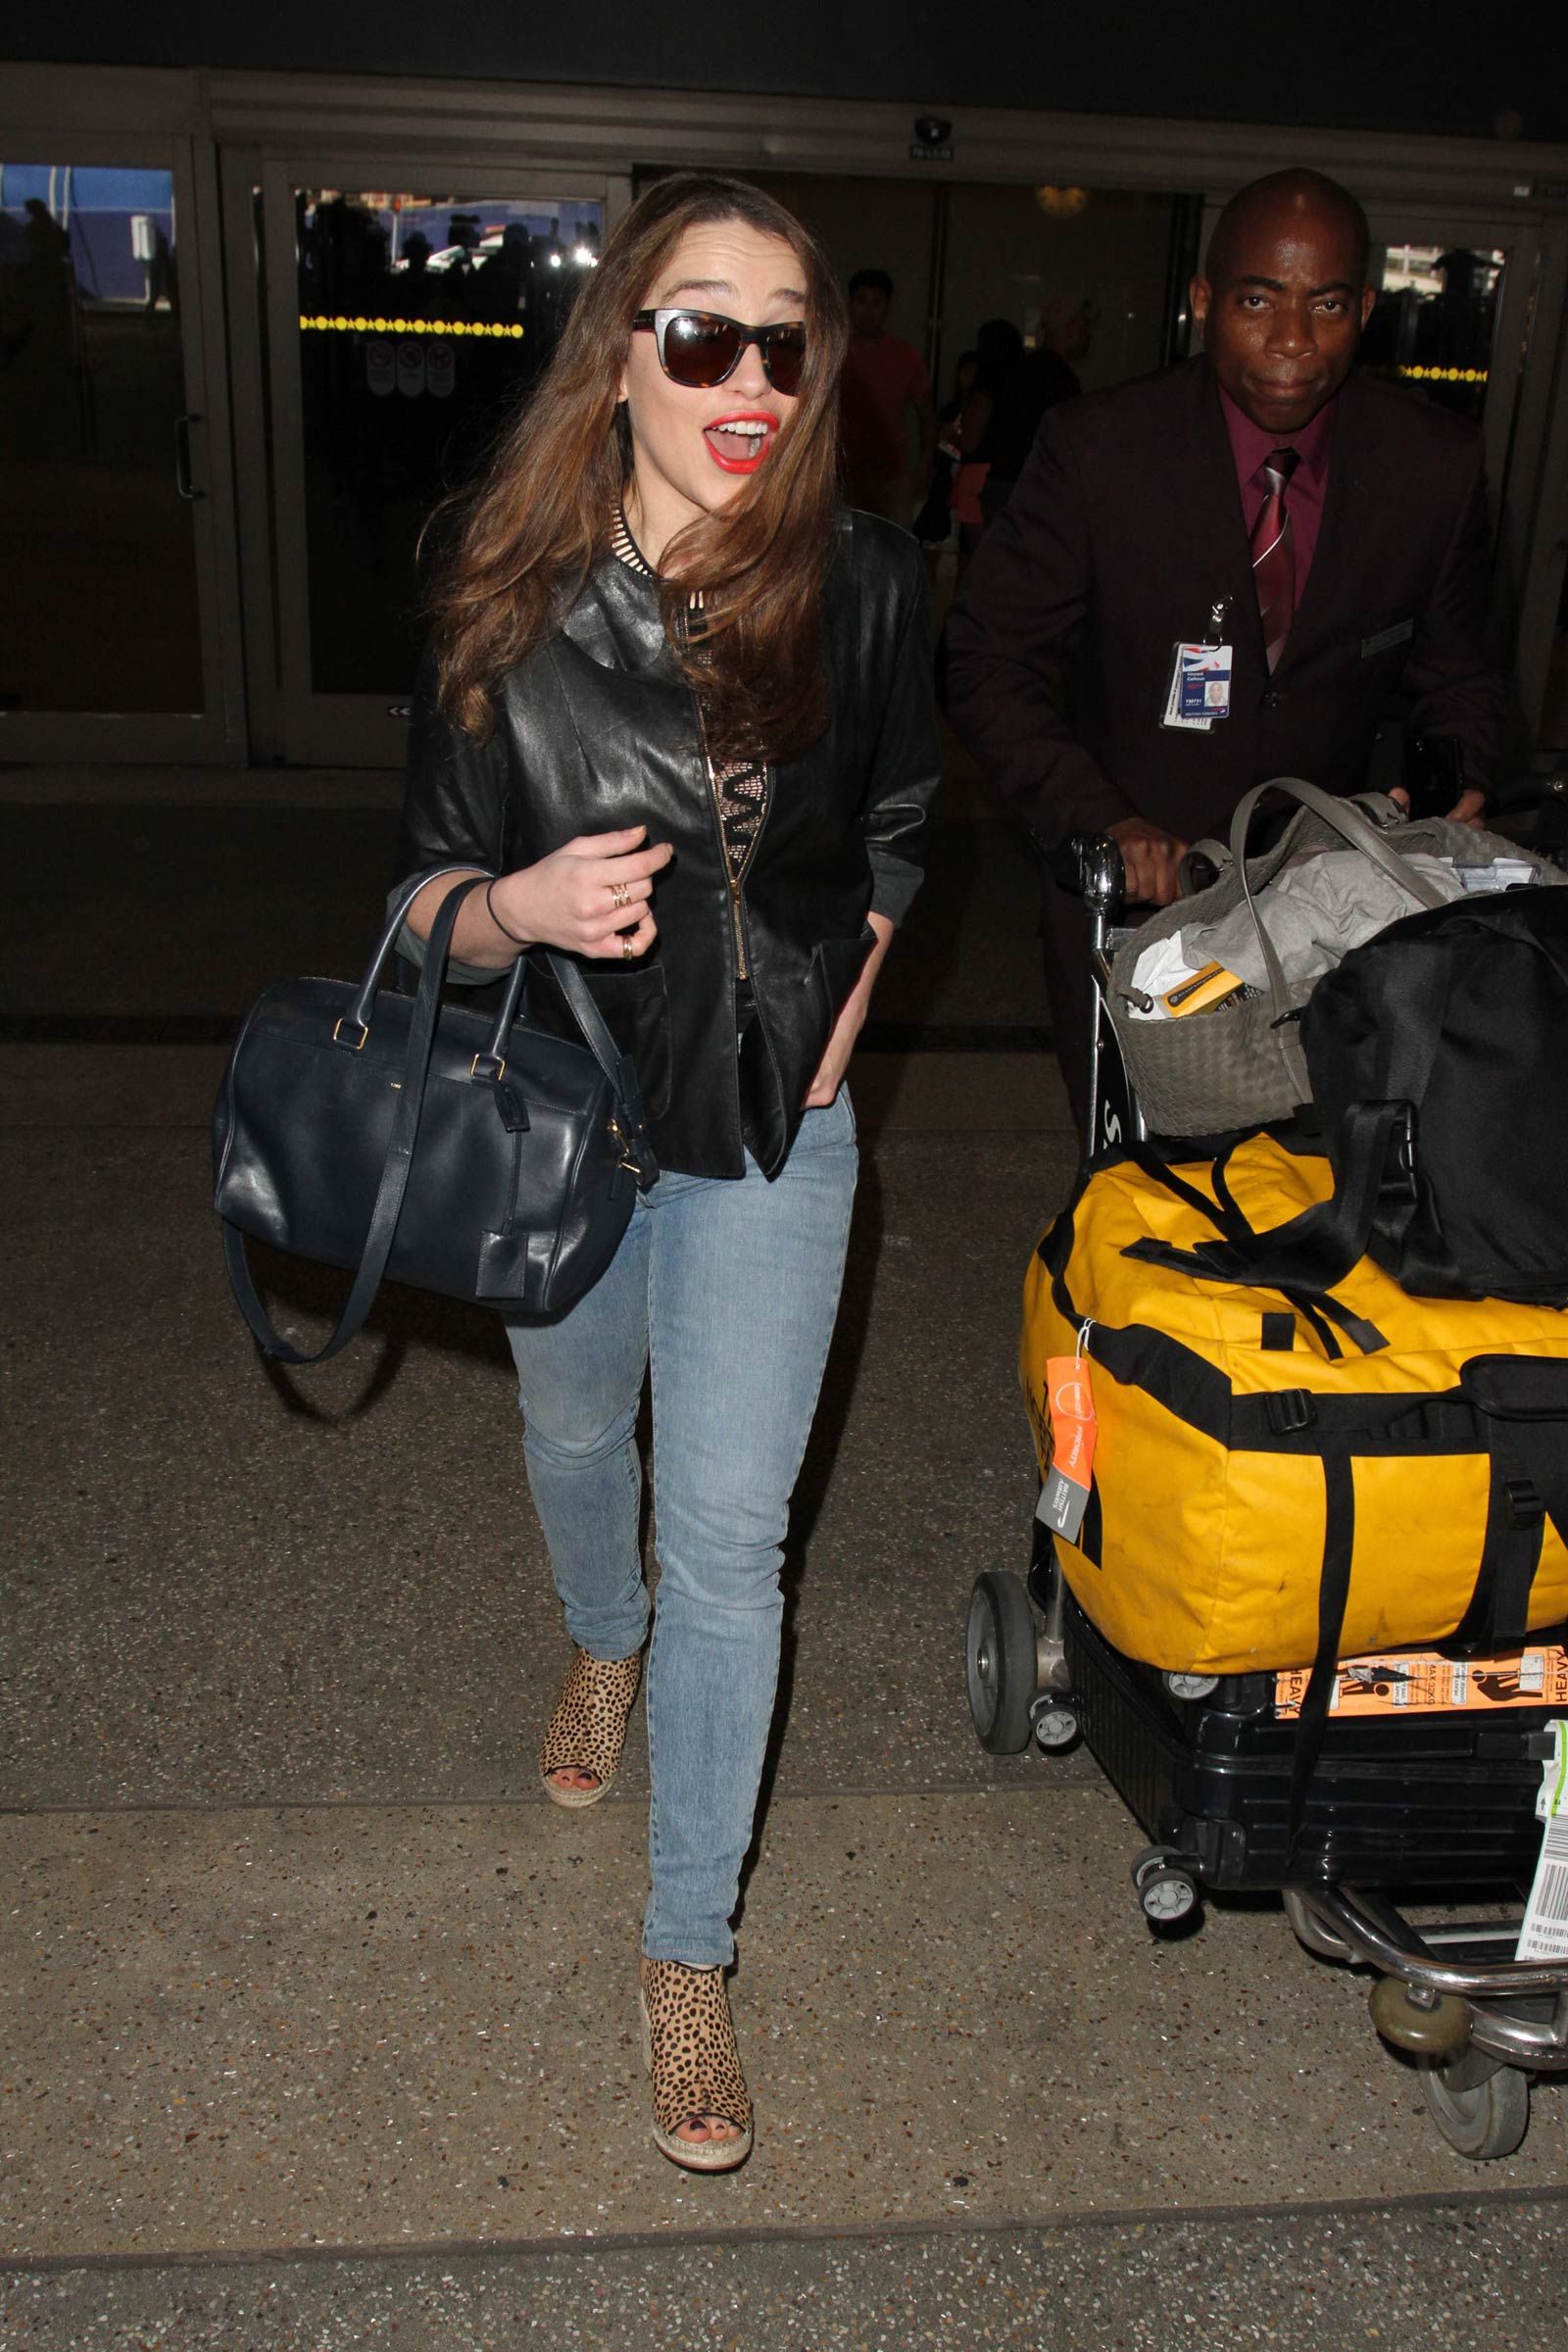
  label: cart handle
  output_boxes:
[1045,831,1125,913]
[1046,832,1223,911]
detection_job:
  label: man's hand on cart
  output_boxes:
[1105,816,1190,906]
[1389,783,1488,829]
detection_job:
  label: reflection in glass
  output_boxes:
[294,189,603,695]
[0,163,203,714]
[1361,244,1505,424]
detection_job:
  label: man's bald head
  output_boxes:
[1192,169,1376,434]
[1205,171,1370,293]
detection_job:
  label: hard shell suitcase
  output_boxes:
[1055,1570,1565,1893]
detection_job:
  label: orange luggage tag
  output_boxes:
[1038,1322,1098,1544]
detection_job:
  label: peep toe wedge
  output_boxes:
[638,1957,754,2172]
[538,1645,642,1809]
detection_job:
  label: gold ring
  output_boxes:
[610,880,630,909]
[621,937,636,961]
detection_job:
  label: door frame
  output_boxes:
[8,61,1568,763]
[0,120,244,764]
[255,152,625,767]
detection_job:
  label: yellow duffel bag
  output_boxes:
[1022,1134,1568,1676]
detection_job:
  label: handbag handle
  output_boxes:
[222,872,656,1365]
[1177,791,1409,899]
[1226,777,1450,1103]
[351,867,655,1171]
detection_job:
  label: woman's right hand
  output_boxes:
[489,825,673,959]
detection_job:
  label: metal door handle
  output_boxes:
[174,412,203,500]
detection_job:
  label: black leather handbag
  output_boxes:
[212,869,657,1364]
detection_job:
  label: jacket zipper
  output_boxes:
[693,697,769,983]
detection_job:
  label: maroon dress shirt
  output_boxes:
[1218,382,1337,598]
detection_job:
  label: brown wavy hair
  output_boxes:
[424,172,849,762]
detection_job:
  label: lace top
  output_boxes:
[610,507,770,909]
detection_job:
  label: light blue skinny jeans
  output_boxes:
[505,1085,858,1967]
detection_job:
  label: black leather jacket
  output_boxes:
[394,511,938,1179]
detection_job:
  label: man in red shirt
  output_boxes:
[944,169,1500,1127]
[840,268,937,530]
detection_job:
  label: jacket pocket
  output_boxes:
[584,963,673,1119]
[807,923,876,1028]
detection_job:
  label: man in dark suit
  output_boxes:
[943,168,1502,1128]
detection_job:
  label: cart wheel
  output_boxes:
[1131,1845,1200,1926]
[1032,1699,1079,1751]
[1422,2059,1530,2161]
[1369,1974,1472,2060]
[1163,1671,1219,1701]
[965,1572,1038,1753]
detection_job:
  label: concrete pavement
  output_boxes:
[2,765,1564,2346]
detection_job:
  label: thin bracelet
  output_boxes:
[485,878,530,949]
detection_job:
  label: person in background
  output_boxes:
[943,168,1500,1132]
[839,266,937,528]
[949,316,1023,566]
[912,346,979,579]
[392,172,937,2174]
[979,292,1093,524]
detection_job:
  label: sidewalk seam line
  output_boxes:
[7,2181,1568,2277]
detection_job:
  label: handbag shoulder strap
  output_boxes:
[538,951,655,1183]
[223,874,486,1366]
[1226,778,1451,1103]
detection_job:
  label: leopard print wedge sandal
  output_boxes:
[538,1646,643,1810]
[639,1958,755,2172]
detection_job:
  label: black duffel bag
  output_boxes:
[213,868,657,1364]
[1299,880,1568,1303]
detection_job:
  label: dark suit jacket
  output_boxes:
[942,354,1504,1125]
[944,354,1503,853]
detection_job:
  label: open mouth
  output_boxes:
[703,415,779,472]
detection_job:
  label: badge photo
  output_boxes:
[1178,642,1232,722]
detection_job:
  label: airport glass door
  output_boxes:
[261,164,611,763]
[0,133,228,760]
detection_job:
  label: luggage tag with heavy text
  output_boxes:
[1037,1322,1098,1544]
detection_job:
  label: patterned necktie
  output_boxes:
[1250,446,1299,673]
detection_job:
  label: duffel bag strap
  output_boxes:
[1119,1125,1396,1355]
[221,873,484,1366]
[1451,1357,1568,1647]
[1284,1444,1357,1868]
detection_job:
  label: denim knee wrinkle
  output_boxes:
[506,1085,858,1968]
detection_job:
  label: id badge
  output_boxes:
[1180,642,1232,718]
[1161,642,1232,732]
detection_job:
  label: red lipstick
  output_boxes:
[702,412,779,474]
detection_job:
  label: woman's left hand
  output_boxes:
[802,913,894,1108]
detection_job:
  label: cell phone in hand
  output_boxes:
[1403,735,1465,821]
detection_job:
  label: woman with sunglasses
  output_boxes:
[393,172,937,2172]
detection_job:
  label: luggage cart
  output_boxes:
[967,830,1568,2162]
